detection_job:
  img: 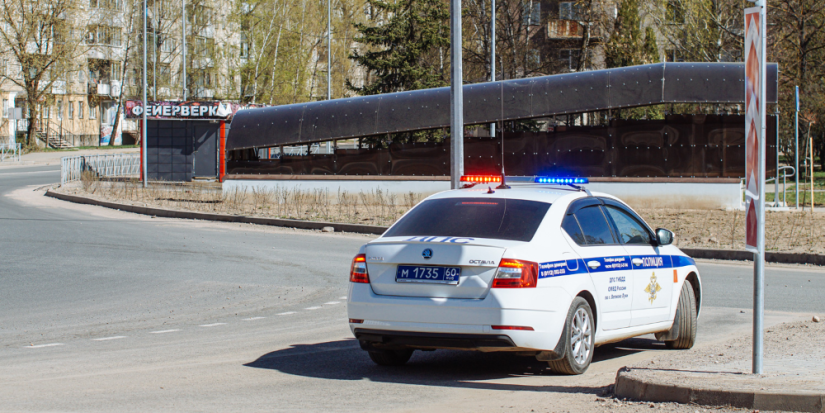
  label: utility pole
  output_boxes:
[182,0,187,101]
[326,0,332,154]
[449,0,463,189]
[143,0,148,188]
[327,0,331,101]
[490,0,495,139]
[153,0,157,101]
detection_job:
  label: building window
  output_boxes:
[44,106,50,119]
[160,36,175,53]
[560,49,581,71]
[523,2,541,26]
[2,99,7,118]
[559,2,581,20]
[89,101,96,119]
[528,49,541,67]
[240,33,250,58]
[79,101,84,119]
[158,64,171,85]
[69,101,74,119]
[57,100,63,120]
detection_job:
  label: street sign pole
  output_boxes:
[744,0,766,375]
[449,0,463,189]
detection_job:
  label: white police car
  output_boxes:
[347,176,702,374]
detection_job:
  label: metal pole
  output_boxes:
[752,0,766,376]
[489,0,495,139]
[327,0,331,101]
[449,0,463,189]
[811,132,815,212]
[143,0,148,188]
[182,0,187,101]
[795,85,799,209]
[153,0,157,101]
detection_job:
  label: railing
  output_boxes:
[61,154,141,186]
[766,166,796,207]
[0,143,21,162]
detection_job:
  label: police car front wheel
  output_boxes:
[547,297,594,375]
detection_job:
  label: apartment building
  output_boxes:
[0,0,241,147]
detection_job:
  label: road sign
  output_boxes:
[744,3,766,375]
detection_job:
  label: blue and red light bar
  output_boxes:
[534,177,588,184]
[460,175,502,184]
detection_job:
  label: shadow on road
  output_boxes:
[244,336,665,393]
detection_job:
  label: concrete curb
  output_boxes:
[45,190,387,235]
[682,247,825,266]
[615,367,825,412]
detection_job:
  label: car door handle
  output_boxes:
[632,258,643,266]
[587,260,601,269]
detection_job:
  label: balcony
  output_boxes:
[548,19,582,39]
[547,19,603,40]
[89,82,110,95]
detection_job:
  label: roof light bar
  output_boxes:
[534,177,589,184]
[460,175,502,184]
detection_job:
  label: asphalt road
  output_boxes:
[1,164,822,412]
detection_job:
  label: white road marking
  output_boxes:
[277,312,296,316]
[92,336,126,341]
[304,307,321,310]
[200,323,226,327]
[339,296,348,300]
[150,329,180,334]
[324,301,340,305]
[25,343,64,348]
[243,317,266,321]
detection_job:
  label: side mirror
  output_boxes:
[655,228,674,246]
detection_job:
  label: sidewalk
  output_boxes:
[615,318,825,412]
[0,147,139,168]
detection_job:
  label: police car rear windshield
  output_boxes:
[384,198,551,242]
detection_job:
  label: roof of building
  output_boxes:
[227,62,779,151]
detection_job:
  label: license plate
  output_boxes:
[395,265,461,285]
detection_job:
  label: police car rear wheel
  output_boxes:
[547,297,594,375]
[665,279,697,349]
[367,349,414,366]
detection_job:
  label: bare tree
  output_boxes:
[0,0,86,148]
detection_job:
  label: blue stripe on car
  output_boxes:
[538,255,695,279]
[539,259,588,278]
[671,255,696,267]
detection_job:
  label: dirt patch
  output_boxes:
[53,179,825,254]
[622,318,825,396]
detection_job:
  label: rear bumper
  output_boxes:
[347,283,571,352]
[354,329,516,351]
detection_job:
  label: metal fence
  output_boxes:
[0,143,21,162]
[61,154,141,186]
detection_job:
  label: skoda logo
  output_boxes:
[422,248,433,259]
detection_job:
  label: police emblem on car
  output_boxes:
[422,248,433,259]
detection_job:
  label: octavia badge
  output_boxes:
[422,248,433,259]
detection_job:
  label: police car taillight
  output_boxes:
[492,259,538,288]
[460,175,502,184]
[350,254,369,283]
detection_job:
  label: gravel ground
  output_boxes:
[622,318,825,396]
